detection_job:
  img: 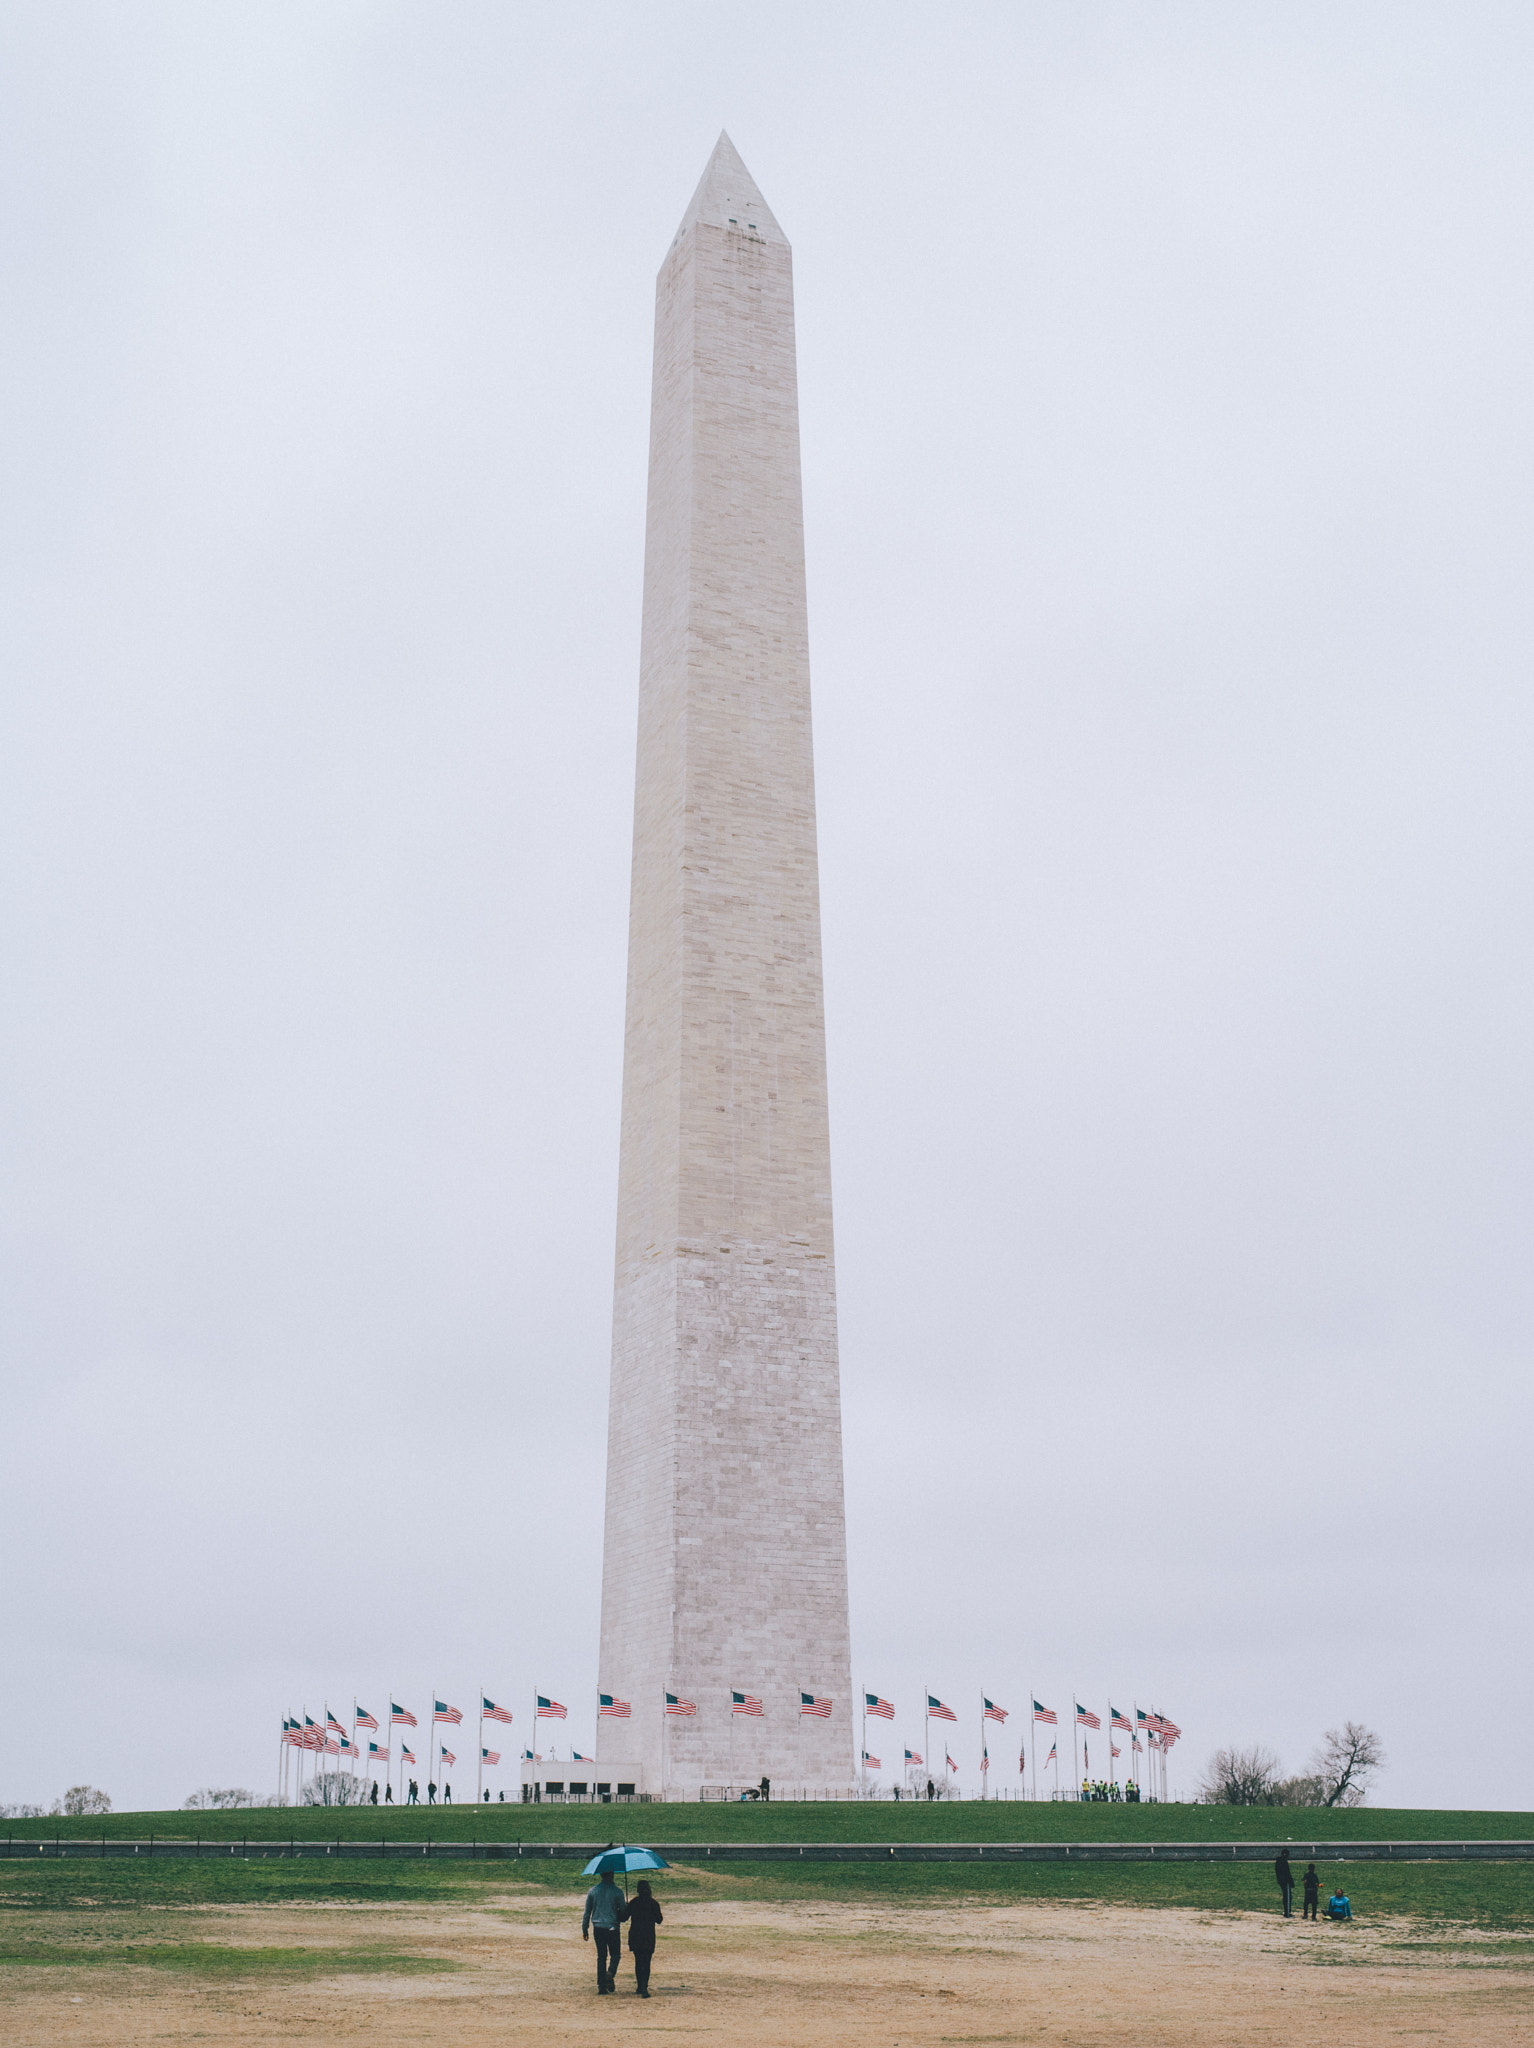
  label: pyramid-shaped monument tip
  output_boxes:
[671,130,786,249]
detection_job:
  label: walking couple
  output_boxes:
[582,1872,663,1996]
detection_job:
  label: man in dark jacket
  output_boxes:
[622,1879,663,1997]
[1274,1850,1294,1917]
[1302,1862,1320,1919]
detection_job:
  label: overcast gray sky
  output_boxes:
[3,1,1531,1812]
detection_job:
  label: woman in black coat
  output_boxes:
[622,1879,664,1997]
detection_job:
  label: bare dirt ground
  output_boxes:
[3,1891,1531,2046]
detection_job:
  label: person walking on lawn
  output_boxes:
[622,1879,664,1997]
[583,1869,625,1994]
[1274,1849,1294,1917]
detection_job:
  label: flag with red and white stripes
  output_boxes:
[536,1696,567,1720]
[666,1692,696,1716]
[862,1750,881,1770]
[483,1698,513,1725]
[1033,1699,1058,1726]
[1075,1702,1101,1730]
[983,1698,1009,1723]
[439,1748,456,1769]
[391,1703,417,1727]
[864,1692,895,1720]
[355,1706,379,1731]
[732,1692,764,1717]
[800,1693,832,1718]
[481,1747,500,1766]
[927,1695,957,1722]
[598,1694,632,1718]
[434,1700,463,1726]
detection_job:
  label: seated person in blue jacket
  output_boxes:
[1326,1887,1352,1920]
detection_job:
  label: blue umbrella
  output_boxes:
[581,1844,671,1876]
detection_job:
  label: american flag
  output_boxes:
[401,1747,416,1765]
[732,1691,764,1717]
[573,1752,593,1763]
[483,1698,513,1725]
[1110,1705,1132,1731]
[1163,1718,1182,1741]
[862,1750,881,1770]
[905,1748,923,1766]
[1045,1741,1057,1766]
[1075,1703,1102,1730]
[339,1737,358,1757]
[1136,1708,1150,1727]
[1132,1736,1143,1753]
[598,1694,632,1718]
[439,1748,456,1768]
[980,1748,990,1772]
[865,1692,895,1720]
[536,1696,567,1720]
[927,1695,957,1722]
[521,1748,538,1761]
[391,1703,417,1727]
[325,1709,345,1733]
[1111,1744,1122,1759]
[481,1747,500,1766]
[983,1698,1009,1723]
[946,1753,958,1774]
[1033,1699,1058,1726]
[666,1692,697,1716]
[800,1693,832,1718]
[369,1742,389,1762]
[434,1700,463,1726]
[323,1737,340,1755]
[355,1705,379,1731]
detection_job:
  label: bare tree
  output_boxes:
[1198,1745,1284,1805]
[0,1803,46,1820]
[1311,1723,1385,1807]
[54,1786,112,1816]
[301,1769,373,1807]
[184,1788,257,1811]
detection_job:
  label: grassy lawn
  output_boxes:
[10,1802,1530,1846]
[1,1840,1530,1930]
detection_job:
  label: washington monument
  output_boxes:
[596,134,853,1794]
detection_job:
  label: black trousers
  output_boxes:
[632,1943,653,1992]
[1303,1895,1318,1919]
[1278,1881,1293,1916]
[593,1928,620,1987]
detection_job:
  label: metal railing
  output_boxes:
[6,1834,1531,1864]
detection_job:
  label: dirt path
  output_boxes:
[3,1893,1530,2045]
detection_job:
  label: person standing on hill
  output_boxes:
[622,1878,664,1997]
[1302,1863,1320,1920]
[1274,1850,1294,1917]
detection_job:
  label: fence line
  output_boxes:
[6,1835,1530,1863]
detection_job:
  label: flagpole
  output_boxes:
[1108,1702,1114,1796]
[923,1687,929,1799]
[1029,1685,1036,1804]
[1072,1694,1080,1800]
[477,1686,483,1808]
[860,1686,866,1800]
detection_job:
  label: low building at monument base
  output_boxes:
[517,1759,647,1804]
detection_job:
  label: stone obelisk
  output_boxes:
[596,134,852,1795]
